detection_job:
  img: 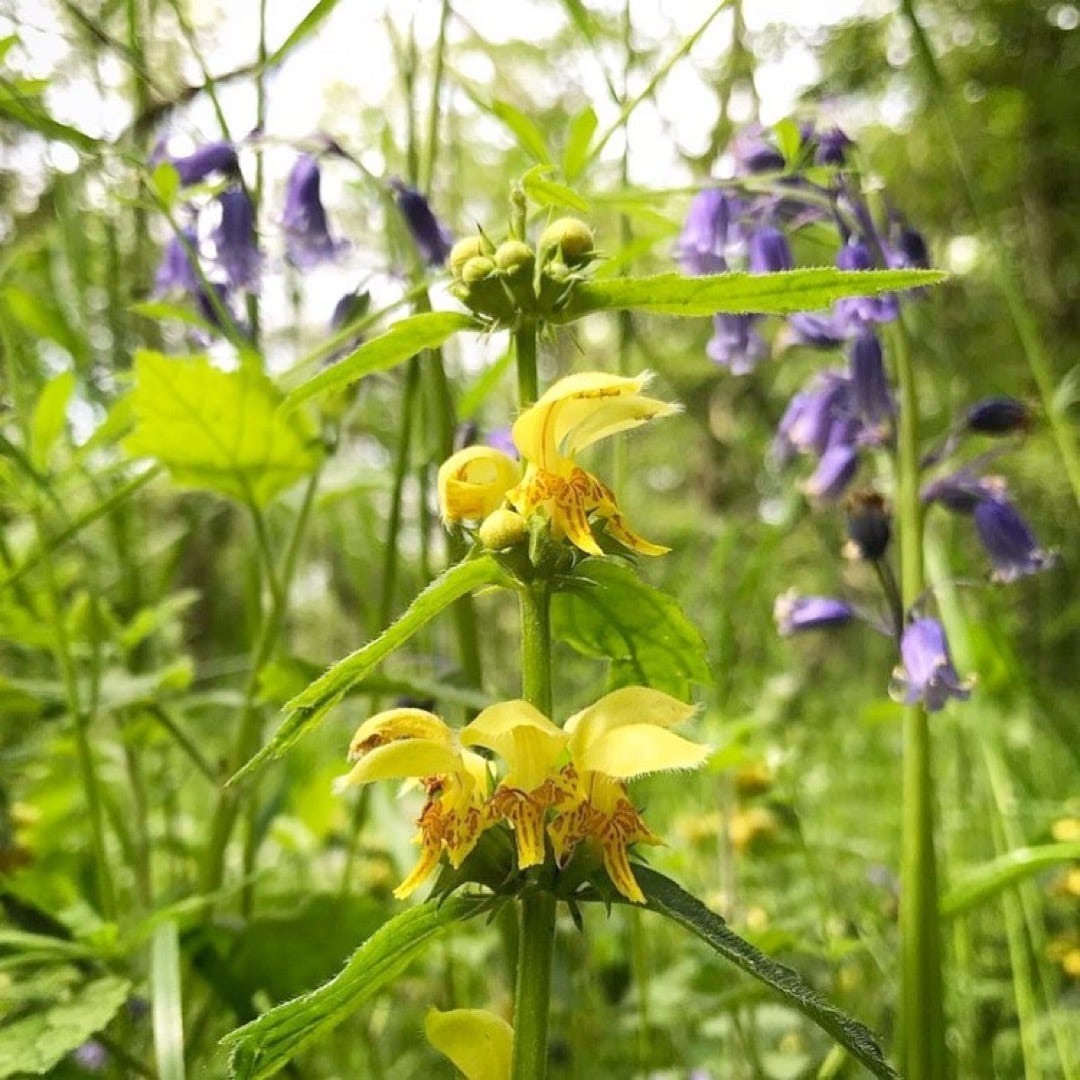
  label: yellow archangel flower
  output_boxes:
[425,1007,513,1080]
[437,444,521,523]
[334,708,491,898]
[507,371,678,556]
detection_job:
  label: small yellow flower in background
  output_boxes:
[549,686,711,903]
[437,445,520,523]
[425,1007,513,1080]
[461,700,569,868]
[334,707,492,899]
[508,371,678,556]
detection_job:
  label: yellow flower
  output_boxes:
[425,1007,513,1080]
[548,687,710,903]
[335,707,491,898]
[461,701,569,869]
[507,372,678,556]
[437,445,520,523]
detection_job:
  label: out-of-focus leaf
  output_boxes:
[940,842,1080,918]
[563,106,598,181]
[29,370,75,471]
[118,590,199,652]
[457,347,513,420]
[0,87,100,151]
[633,868,899,1080]
[282,312,479,412]
[221,895,480,1080]
[151,921,185,1080]
[264,0,343,70]
[521,164,589,213]
[152,162,181,210]
[550,267,946,321]
[230,555,509,783]
[773,118,803,165]
[490,99,552,165]
[0,974,130,1078]
[3,285,83,358]
[125,351,322,506]
[553,559,711,699]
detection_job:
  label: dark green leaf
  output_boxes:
[281,312,479,412]
[553,559,711,698]
[940,842,1080,918]
[549,267,947,321]
[635,868,899,1080]
[221,895,480,1080]
[229,556,509,783]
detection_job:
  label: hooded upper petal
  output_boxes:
[437,446,520,522]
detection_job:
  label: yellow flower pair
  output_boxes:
[437,372,677,556]
[335,687,710,903]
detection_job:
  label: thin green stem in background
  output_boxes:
[889,317,947,1079]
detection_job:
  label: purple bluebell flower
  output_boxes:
[888,222,930,270]
[194,280,239,332]
[774,591,855,635]
[921,469,1001,513]
[788,310,853,348]
[486,426,519,459]
[891,617,971,711]
[814,126,854,167]
[748,224,794,274]
[844,489,891,560]
[964,396,1030,436]
[213,188,260,291]
[389,178,452,266]
[849,328,894,431]
[675,189,733,275]
[732,127,785,174]
[283,154,346,267]
[706,314,766,374]
[802,436,859,501]
[71,1039,108,1070]
[166,141,239,186]
[775,370,851,459]
[973,494,1054,582]
[836,237,899,324]
[154,228,201,295]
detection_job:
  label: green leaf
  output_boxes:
[549,267,947,322]
[0,974,131,1079]
[264,0,343,70]
[124,351,322,507]
[230,556,509,783]
[282,312,479,412]
[29,370,75,471]
[553,559,711,699]
[0,87,100,152]
[3,284,83,359]
[634,868,899,1080]
[152,162,181,210]
[521,164,589,214]
[458,347,514,421]
[563,106,598,181]
[772,118,803,166]
[221,895,480,1080]
[490,100,552,165]
[130,299,218,333]
[151,921,186,1080]
[940,842,1080,918]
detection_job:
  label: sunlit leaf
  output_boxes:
[281,311,479,412]
[264,0,343,70]
[521,164,589,213]
[563,106,598,181]
[29,370,75,471]
[491,99,552,165]
[125,351,321,506]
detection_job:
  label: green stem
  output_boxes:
[514,319,539,410]
[512,890,557,1080]
[889,318,946,1079]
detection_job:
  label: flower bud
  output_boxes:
[449,235,495,278]
[437,446,519,523]
[461,255,496,285]
[494,240,535,275]
[478,508,527,551]
[538,217,594,265]
[843,489,891,561]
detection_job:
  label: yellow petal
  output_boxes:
[561,395,678,458]
[490,787,549,869]
[347,707,452,761]
[602,835,646,904]
[566,687,697,754]
[437,446,520,522]
[425,1007,513,1080]
[577,724,710,779]
[462,700,567,792]
[392,838,444,899]
[334,738,464,790]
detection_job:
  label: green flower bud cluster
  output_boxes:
[449,216,596,326]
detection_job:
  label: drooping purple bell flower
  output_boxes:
[706,314,766,374]
[154,228,201,295]
[891,617,971,712]
[836,237,899,324]
[849,328,894,431]
[389,178,451,266]
[774,592,856,635]
[964,396,1030,436]
[788,310,854,349]
[732,127,785,174]
[775,370,851,459]
[282,154,346,268]
[194,280,240,332]
[802,433,859,501]
[748,224,794,274]
[166,141,240,186]
[921,469,1001,514]
[213,188,260,291]
[814,126,854,167]
[485,426,519,459]
[973,494,1054,582]
[675,189,733,276]
[889,222,930,270]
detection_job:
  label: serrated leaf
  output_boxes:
[940,842,1080,918]
[521,164,589,213]
[221,895,479,1080]
[29,370,75,471]
[230,556,509,783]
[634,868,899,1080]
[490,99,552,165]
[124,351,321,506]
[549,267,947,322]
[553,559,711,699]
[563,106,598,181]
[0,974,131,1078]
[282,312,479,412]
